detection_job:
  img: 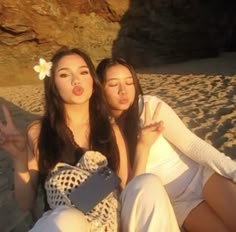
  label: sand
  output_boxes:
[2,53,235,157]
[0,52,235,231]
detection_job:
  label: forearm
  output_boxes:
[13,159,37,211]
[147,95,236,182]
[182,135,236,182]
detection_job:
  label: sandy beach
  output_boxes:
[0,52,235,231]
[1,52,235,157]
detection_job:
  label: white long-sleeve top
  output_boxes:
[142,95,236,196]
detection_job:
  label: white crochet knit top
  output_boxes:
[45,151,120,231]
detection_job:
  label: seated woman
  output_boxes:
[96,57,236,232]
[0,48,180,232]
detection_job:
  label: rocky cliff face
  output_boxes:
[0,0,127,85]
[0,0,235,83]
[113,0,236,67]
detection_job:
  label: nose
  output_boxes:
[72,74,80,85]
[119,83,127,94]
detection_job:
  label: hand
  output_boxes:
[0,105,27,159]
[138,101,164,147]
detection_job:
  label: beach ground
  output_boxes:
[0,52,235,231]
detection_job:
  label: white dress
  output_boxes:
[142,95,236,226]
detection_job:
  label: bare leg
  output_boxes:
[183,201,229,232]
[203,173,236,231]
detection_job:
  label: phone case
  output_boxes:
[68,167,121,213]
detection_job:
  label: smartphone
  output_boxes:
[68,167,121,213]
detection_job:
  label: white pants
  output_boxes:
[121,173,180,232]
[30,174,179,232]
[29,206,89,232]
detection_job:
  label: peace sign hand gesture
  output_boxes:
[0,105,27,159]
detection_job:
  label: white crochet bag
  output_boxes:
[45,151,120,231]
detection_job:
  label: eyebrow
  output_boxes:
[57,65,89,72]
[106,76,133,81]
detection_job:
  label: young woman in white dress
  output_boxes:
[96,57,236,232]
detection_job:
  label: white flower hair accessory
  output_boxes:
[33,58,52,80]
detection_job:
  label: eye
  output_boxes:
[126,80,134,85]
[80,69,90,75]
[59,72,71,78]
[107,82,118,87]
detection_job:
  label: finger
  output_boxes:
[2,105,16,129]
[1,134,25,150]
[157,121,165,132]
[142,122,160,131]
[152,102,162,122]
[0,131,5,144]
[144,102,151,125]
[142,121,164,132]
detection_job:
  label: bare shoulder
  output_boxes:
[27,120,41,138]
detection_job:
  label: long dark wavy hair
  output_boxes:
[38,48,120,176]
[96,58,143,165]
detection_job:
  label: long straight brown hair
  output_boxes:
[38,48,120,176]
[96,57,143,165]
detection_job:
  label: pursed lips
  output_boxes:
[72,86,84,96]
[119,98,129,104]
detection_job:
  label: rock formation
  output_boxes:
[0,0,235,85]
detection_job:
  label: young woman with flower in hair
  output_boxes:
[0,48,180,232]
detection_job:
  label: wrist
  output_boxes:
[136,142,150,156]
[13,158,28,173]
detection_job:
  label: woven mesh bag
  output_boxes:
[45,151,120,231]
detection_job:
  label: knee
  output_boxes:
[138,173,163,185]
[124,173,167,200]
[121,174,174,220]
[55,206,88,228]
[31,206,89,232]
[52,206,89,231]
[131,173,164,192]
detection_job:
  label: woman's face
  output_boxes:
[103,64,135,117]
[55,54,93,105]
